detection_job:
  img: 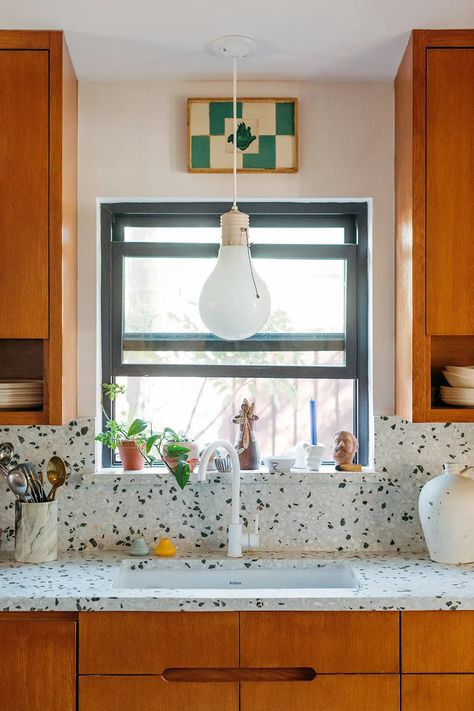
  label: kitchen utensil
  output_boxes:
[7,468,30,502]
[17,463,44,503]
[15,500,58,563]
[46,456,67,501]
[0,442,14,476]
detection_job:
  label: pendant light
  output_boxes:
[199,35,271,341]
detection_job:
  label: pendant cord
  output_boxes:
[232,55,237,210]
[243,228,260,299]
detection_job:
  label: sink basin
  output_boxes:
[112,562,359,596]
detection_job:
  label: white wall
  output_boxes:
[78,79,394,417]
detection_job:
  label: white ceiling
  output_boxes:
[1,0,474,81]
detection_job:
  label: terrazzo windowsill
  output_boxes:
[0,550,473,612]
[83,465,382,486]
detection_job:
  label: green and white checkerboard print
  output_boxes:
[188,99,297,172]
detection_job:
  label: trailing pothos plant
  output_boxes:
[95,383,158,460]
[152,428,193,490]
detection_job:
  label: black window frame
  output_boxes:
[100,201,369,467]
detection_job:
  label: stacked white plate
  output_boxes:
[441,366,474,407]
[0,380,43,410]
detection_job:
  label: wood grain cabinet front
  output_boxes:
[240,611,400,673]
[402,611,474,673]
[78,611,239,674]
[79,676,239,711]
[402,675,474,711]
[241,675,400,711]
[0,616,76,711]
[395,30,474,422]
[0,30,78,426]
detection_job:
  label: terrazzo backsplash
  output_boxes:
[0,416,473,555]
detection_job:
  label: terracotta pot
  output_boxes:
[162,440,199,473]
[118,441,145,471]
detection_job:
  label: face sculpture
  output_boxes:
[331,431,359,465]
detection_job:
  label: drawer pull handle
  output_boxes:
[162,667,316,682]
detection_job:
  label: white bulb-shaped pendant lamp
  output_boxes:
[199,36,271,340]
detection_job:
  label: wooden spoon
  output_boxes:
[46,456,67,501]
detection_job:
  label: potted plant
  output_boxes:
[153,427,199,490]
[95,383,158,471]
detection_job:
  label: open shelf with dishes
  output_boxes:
[429,336,474,421]
[0,340,46,425]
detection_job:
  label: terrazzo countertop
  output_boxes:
[1,550,474,612]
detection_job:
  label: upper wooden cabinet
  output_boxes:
[0,31,77,425]
[395,30,474,422]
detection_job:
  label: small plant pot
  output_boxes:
[118,441,145,471]
[162,440,199,473]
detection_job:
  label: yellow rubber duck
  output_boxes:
[154,537,177,557]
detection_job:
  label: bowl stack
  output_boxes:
[441,366,474,407]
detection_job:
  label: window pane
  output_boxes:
[115,376,353,459]
[123,226,344,245]
[123,257,346,347]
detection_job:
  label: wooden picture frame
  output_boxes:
[187,97,298,173]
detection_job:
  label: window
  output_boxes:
[101,202,368,466]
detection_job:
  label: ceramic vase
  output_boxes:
[118,441,145,471]
[15,501,58,563]
[303,443,325,471]
[419,463,474,564]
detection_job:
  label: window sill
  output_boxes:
[81,464,385,486]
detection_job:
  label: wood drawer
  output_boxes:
[241,675,400,711]
[240,611,399,673]
[79,676,239,711]
[402,674,474,711]
[79,611,239,674]
[402,611,474,672]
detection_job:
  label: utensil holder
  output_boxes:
[15,501,58,563]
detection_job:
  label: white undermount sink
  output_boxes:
[112,562,359,596]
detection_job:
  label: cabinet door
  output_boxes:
[240,611,399,673]
[0,50,49,338]
[403,674,474,711]
[79,611,239,674]
[0,617,76,711]
[426,48,474,335]
[241,675,399,711]
[79,676,239,711]
[402,611,474,672]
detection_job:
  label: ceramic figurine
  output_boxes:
[232,399,260,470]
[303,443,325,471]
[331,431,359,465]
[419,463,474,564]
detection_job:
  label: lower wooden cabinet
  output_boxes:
[0,615,76,711]
[402,674,474,711]
[241,675,400,711]
[3,609,474,710]
[79,676,239,711]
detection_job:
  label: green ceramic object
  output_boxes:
[129,537,149,556]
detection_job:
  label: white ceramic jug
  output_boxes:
[419,463,474,564]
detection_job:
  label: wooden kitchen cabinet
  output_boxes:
[241,675,400,711]
[402,675,474,711]
[0,31,77,425]
[240,611,399,672]
[402,610,474,673]
[79,676,239,711]
[0,613,76,711]
[395,30,474,422]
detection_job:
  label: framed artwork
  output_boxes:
[187,97,298,173]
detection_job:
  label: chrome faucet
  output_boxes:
[198,439,259,558]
